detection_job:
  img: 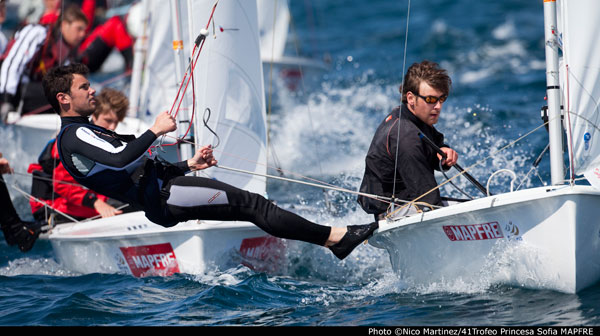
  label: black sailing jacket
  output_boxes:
[56,116,188,226]
[358,104,449,216]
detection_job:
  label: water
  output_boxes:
[2,0,600,326]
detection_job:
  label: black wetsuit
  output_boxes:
[56,116,331,246]
[0,174,41,252]
[358,104,448,217]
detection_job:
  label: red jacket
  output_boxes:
[29,141,108,219]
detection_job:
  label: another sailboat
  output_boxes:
[257,0,328,93]
[368,0,600,294]
[5,2,179,166]
[46,0,286,277]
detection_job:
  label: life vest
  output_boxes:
[30,28,78,81]
[55,123,178,226]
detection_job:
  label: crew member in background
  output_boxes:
[29,87,130,224]
[0,1,133,122]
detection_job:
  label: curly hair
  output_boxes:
[401,60,452,104]
[93,87,129,122]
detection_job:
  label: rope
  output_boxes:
[11,171,89,188]
[284,1,332,209]
[4,178,81,223]
[565,64,575,184]
[155,133,409,207]
[154,1,218,152]
[385,116,554,219]
[214,164,433,209]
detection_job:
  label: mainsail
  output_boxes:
[556,0,600,185]
[131,0,267,194]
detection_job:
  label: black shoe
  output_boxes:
[329,222,379,260]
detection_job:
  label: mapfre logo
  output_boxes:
[119,243,180,277]
[443,222,504,241]
[239,236,286,273]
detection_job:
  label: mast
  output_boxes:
[543,0,565,185]
[169,0,193,160]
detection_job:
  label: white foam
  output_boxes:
[0,257,75,277]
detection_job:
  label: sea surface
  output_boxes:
[2,0,600,327]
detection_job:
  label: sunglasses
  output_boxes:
[413,92,448,104]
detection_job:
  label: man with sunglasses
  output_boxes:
[358,60,458,219]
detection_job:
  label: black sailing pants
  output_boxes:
[162,176,331,246]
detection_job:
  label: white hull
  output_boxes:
[368,185,600,293]
[47,211,286,277]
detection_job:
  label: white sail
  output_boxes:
[556,0,600,186]
[257,0,290,62]
[136,0,178,122]
[192,1,268,195]
[134,0,267,194]
[46,1,281,278]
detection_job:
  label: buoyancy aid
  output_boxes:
[55,123,180,226]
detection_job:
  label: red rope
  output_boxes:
[151,1,219,152]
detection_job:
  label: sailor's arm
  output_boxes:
[148,112,217,172]
[80,111,177,168]
[65,126,156,168]
[0,25,47,96]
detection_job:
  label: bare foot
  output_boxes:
[325,227,347,247]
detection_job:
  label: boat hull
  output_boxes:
[48,211,286,277]
[368,185,600,293]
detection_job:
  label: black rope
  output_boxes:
[203,108,220,149]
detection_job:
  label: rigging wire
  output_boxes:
[391,0,412,212]
[6,114,553,222]
[152,1,218,153]
[285,2,337,212]
[438,161,473,200]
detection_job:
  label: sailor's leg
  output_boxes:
[0,175,41,252]
[0,174,21,234]
[164,176,331,246]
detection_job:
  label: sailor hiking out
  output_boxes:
[45,63,377,261]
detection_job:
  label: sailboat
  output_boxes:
[44,0,286,277]
[257,0,328,93]
[4,2,179,166]
[368,0,600,294]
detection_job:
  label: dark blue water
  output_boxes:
[2,0,600,326]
